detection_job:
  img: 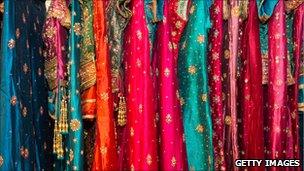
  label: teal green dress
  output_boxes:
[66,0,84,170]
[177,0,214,170]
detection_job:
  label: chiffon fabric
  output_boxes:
[0,0,53,170]
[177,0,214,170]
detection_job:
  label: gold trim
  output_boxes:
[81,99,96,104]
[82,115,96,120]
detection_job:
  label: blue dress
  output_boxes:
[0,0,53,170]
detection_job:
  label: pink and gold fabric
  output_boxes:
[123,0,158,170]
[208,1,226,170]
[155,0,188,170]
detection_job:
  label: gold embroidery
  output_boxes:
[224,49,230,59]
[20,147,29,159]
[70,119,81,132]
[100,92,109,101]
[136,58,142,68]
[175,21,182,29]
[79,55,96,91]
[176,0,189,20]
[10,96,17,106]
[201,94,208,102]
[45,57,57,90]
[171,156,177,167]
[46,0,71,28]
[180,97,185,106]
[197,35,205,44]
[44,26,56,38]
[146,154,152,165]
[69,149,74,162]
[22,107,27,117]
[8,39,15,49]
[130,127,134,136]
[165,114,172,124]
[276,79,283,86]
[73,23,81,36]
[225,116,232,125]
[136,30,142,40]
[164,68,170,77]
[100,146,107,155]
[23,63,29,73]
[196,124,204,133]
[138,104,143,113]
[231,6,240,17]
[189,5,195,14]
[16,28,20,39]
[188,65,197,75]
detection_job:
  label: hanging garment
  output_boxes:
[177,0,214,170]
[105,1,131,168]
[79,0,97,119]
[0,0,53,170]
[155,0,188,170]
[123,0,158,169]
[66,0,84,170]
[78,0,97,169]
[265,0,290,163]
[42,0,73,169]
[239,1,264,170]
[293,2,304,168]
[92,0,118,170]
[208,1,226,170]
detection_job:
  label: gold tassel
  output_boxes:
[151,0,158,23]
[53,119,58,154]
[223,0,230,20]
[59,96,68,134]
[118,96,127,126]
[56,133,64,159]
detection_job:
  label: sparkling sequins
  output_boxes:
[197,35,205,44]
[225,116,232,125]
[196,124,204,133]
[164,68,170,77]
[8,39,15,49]
[201,94,208,102]
[171,156,177,167]
[10,96,17,106]
[70,119,81,131]
[146,154,152,165]
[100,146,107,155]
[188,65,197,75]
[165,114,172,124]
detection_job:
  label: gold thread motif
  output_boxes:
[70,119,81,132]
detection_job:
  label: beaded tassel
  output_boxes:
[60,96,68,134]
[56,132,64,159]
[53,119,58,154]
[117,96,127,126]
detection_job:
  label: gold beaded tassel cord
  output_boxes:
[117,95,127,126]
[53,119,59,154]
[60,95,68,134]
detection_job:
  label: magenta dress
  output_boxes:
[154,0,188,170]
